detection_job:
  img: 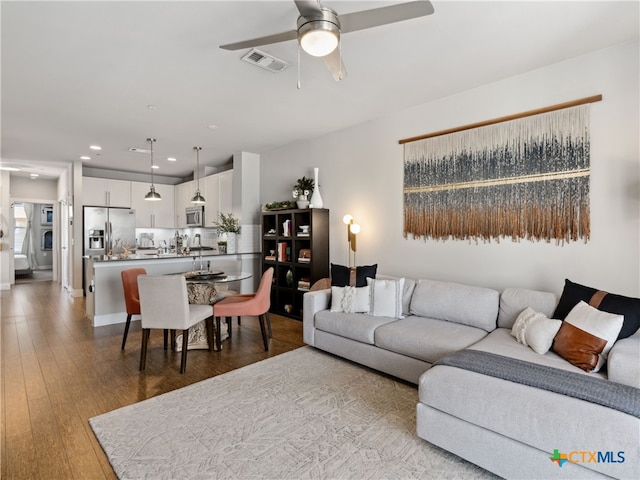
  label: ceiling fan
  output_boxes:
[220,0,434,81]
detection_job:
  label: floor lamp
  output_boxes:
[343,214,360,267]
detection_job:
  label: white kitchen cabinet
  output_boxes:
[174,180,195,227]
[83,177,131,208]
[203,174,220,227]
[131,182,175,228]
[203,170,233,227]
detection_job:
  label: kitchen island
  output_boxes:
[85,252,260,327]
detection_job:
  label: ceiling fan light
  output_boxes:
[300,26,339,57]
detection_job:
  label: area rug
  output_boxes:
[89,347,496,479]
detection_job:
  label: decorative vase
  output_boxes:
[296,195,309,209]
[226,232,237,254]
[309,167,323,209]
[286,268,293,287]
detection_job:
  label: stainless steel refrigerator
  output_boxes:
[83,207,136,257]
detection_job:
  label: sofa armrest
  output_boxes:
[607,332,640,388]
[303,289,331,346]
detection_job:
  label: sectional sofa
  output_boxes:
[302,276,640,479]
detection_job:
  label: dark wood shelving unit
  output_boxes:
[261,208,329,320]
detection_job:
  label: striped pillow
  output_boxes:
[367,277,405,319]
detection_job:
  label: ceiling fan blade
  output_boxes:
[339,0,434,34]
[220,30,298,51]
[294,0,323,18]
[323,48,347,81]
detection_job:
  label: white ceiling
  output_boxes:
[2,1,639,181]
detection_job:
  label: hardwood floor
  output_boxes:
[0,280,305,479]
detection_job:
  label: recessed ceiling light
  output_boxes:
[208,125,218,130]
[89,145,102,150]
[147,104,158,109]
[151,165,159,170]
[30,173,39,178]
[80,156,91,160]
[0,165,21,171]
[167,157,177,162]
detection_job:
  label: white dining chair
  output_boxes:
[137,274,214,373]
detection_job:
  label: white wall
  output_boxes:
[0,171,11,289]
[261,41,640,297]
[9,176,57,201]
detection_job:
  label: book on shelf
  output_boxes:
[297,257,311,263]
[277,242,291,262]
[265,255,276,261]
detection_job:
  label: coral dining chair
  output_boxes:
[213,267,274,352]
[120,267,147,350]
[137,274,214,374]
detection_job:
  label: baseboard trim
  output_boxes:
[67,288,84,298]
[92,312,139,327]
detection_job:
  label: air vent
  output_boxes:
[129,147,151,154]
[241,49,288,73]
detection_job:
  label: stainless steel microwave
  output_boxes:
[185,206,204,227]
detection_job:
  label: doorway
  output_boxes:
[13,202,54,284]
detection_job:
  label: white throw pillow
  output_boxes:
[367,277,405,318]
[524,316,562,354]
[511,307,539,346]
[563,300,624,372]
[330,286,370,313]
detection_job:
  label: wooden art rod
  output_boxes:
[398,94,603,145]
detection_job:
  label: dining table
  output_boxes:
[176,271,253,351]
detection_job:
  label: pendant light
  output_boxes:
[144,137,162,201]
[190,146,205,204]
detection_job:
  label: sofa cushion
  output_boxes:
[497,287,558,329]
[469,328,600,375]
[314,310,397,345]
[410,279,499,332]
[375,316,487,364]
[608,333,640,388]
[552,278,640,340]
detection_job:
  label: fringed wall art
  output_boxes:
[400,95,602,244]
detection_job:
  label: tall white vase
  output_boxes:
[226,232,237,254]
[310,167,324,209]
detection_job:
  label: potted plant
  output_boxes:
[214,212,240,254]
[292,176,314,209]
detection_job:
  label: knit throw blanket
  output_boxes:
[434,349,640,418]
